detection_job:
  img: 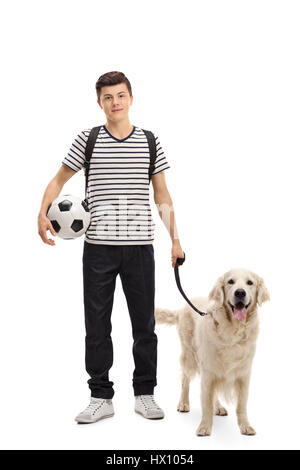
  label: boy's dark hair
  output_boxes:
[95,71,132,100]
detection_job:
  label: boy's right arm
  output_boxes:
[38,164,76,246]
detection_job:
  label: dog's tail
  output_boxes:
[154,307,179,326]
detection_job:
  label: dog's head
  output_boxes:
[208,268,270,322]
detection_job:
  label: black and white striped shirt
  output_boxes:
[62,125,170,245]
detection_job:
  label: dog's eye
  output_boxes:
[228,279,235,285]
[247,280,253,286]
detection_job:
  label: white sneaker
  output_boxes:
[135,395,164,419]
[75,397,114,423]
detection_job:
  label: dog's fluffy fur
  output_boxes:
[155,268,270,436]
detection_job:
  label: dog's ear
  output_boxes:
[257,276,270,306]
[209,276,225,305]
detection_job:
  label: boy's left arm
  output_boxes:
[151,171,184,268]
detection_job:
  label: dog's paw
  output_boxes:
[240,424,256,435]
[215,405,228,416]
[177,401,190,412]
[196,424,211,436]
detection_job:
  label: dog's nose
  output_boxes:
[235,289,246,299]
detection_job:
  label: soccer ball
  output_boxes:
[46,194,91,239]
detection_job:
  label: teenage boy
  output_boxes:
[38,71,184,424]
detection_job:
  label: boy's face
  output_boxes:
[97,83,133,122]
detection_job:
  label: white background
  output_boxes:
[1,0,299,451]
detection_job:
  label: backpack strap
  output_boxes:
[83,127,156,200]
[142,129,157,183]
[83,126,101,197]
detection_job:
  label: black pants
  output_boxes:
[82,241,157,399]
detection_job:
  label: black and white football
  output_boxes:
[46,195,90,239]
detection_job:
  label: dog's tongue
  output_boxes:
[233,306,247,321]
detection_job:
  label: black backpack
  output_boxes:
[83,126,157,201]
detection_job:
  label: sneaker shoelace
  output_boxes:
[139,395,160,410]
[83,399,105,416]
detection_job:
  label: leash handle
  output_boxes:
[174,252,209,317]
[175,252,186,266]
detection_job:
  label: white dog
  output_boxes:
[155,268,270,436]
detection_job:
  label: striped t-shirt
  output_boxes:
[62,125,170,245]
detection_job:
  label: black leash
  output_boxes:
[174,252,210,316]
